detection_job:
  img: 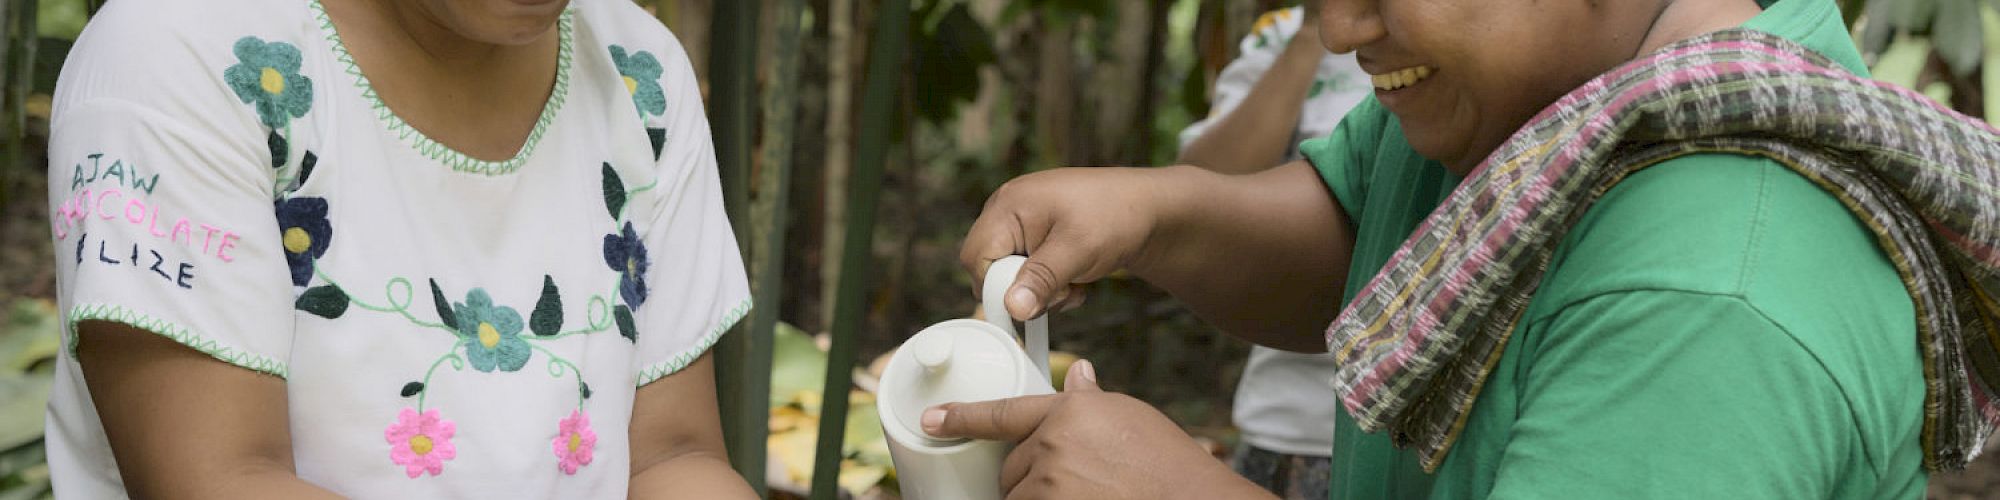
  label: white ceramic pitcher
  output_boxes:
[875,256,1054,500]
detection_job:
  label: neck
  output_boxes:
[353,0,550,73]
[1634,0,1764,56]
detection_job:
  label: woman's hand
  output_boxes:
[961,162,1352,352]
[960,167,1179,321]
[921,360,1275,500]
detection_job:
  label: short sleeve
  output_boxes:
[1486,291,1856,498]
[48,99,296,377]
[629,31,752,387]
[1298,96,1389,222]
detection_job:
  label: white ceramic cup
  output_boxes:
[876,256,1054,500]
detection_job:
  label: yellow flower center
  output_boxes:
[478,322,500,348]
[622,76,639,95]
[567,432,582,453]
[409,435,434,455]
[282,227,312,254]
[626,257,638,277]
[260,67,286,95]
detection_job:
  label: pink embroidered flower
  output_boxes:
[551,409,597,474]
[385,408,457,478]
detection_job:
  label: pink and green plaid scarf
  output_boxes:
[1324,29,2000,472]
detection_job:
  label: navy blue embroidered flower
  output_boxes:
[608,45,666,118]
[275,197,332,286]
[224,37,314,129]
[602,222,649,307]
[453,289,530,373]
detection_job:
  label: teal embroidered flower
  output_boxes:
[608,45,665,118]
[224,36,314,129]
[452,289,530,372]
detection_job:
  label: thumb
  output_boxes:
[1062,359,1100,392]
[1006,242,1095,322]
[922,394,1059,442]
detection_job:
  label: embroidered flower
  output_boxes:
[602,222,650,307]
[453,289,531,372]
[385,408,457,478]
[608,45,666,118]
[551,410,598,474]
[275,197,332,286]
[224,37,314,129]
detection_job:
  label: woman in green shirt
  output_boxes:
[925,0,2000,498]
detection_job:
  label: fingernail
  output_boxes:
[1008,286,1043,318]
[1077,359,1097,383]
[922,407,947,434]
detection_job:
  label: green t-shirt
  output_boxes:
[1298,1,1928,498]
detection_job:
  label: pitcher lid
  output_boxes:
[878,318,1038,446]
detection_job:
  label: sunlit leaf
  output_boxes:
[1871,35,1933,89]
[0,375,52,452]
[2,300,59,374]
[768,322,826,408]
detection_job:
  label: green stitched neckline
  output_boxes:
[634,297,753,387]
[307,0,575,176]
[67,303,291,378]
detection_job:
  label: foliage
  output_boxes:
[765,322,895,498]
[1855,0,1998,75]
[0,299,59,500]
[911,0,997,125]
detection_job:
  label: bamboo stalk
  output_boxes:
[741,0,807,495]
[705,0,761,489]
[821,0,855,333]
[810,0,908,497]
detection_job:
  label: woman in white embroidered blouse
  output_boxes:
[44,0,754,497]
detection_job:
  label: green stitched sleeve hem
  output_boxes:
[634,297,753,387]
[66,303,290,379]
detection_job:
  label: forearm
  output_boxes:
[196,468,344,500]
[1177,38,1326,174]
[1134,162,1351,351]
[628,450,755,499]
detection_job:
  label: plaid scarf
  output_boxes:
[1323,29,2000,472]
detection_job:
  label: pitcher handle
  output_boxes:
[981,255,1051,382]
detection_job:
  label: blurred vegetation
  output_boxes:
[2,0,1997,499]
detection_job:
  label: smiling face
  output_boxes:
[1316,0,1664,172]
[409,0,570,45]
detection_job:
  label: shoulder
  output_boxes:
[1524,151,1926,481]
[571,0,694,68]
[55,0,317,135]
[1536,152,1906,310]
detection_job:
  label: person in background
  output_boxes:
[43,0,753,497]
[1174,3,1369,499]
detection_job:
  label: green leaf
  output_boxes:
[580,382,593,399]
[615,305,637,342]
[2,299,60,374]
[1983,2,2000,125]
[1933,0,1985,76]
[602,162,627,218]
[1871,35,1933,89]
[430,279,458,330]
[0,375,51,452]
[768,322,826,408]
[294,285,349,319]
[399,381,424,397]
[529,275,563,336]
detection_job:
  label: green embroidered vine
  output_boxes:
[307,0,575,176]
